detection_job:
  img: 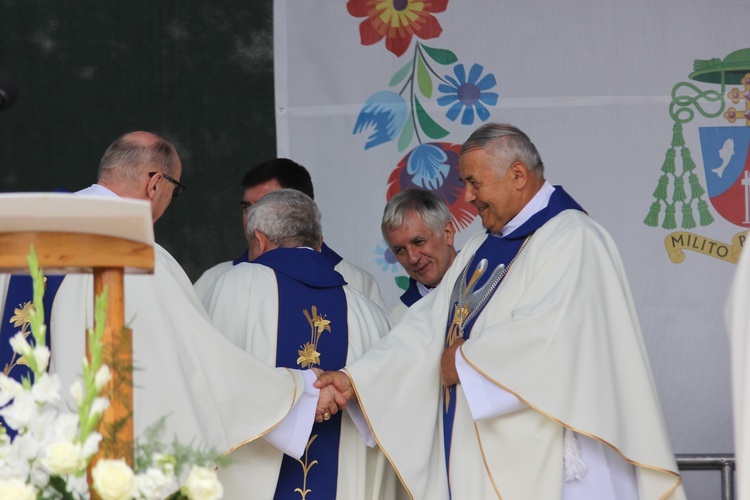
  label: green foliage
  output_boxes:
[395,276,410,291]
[389,61,412,87]
[397,116,415,152]
[414,96,449,139]
[421,44,458,65]
[134,416,230,479]
[417,54,433,98]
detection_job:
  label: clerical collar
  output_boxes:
[75,184,119,198]
[416,280,433,297]
[497,181,555,237]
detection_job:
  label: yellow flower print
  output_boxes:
[297,343,321,369]
[298,306,333,369]
[10,301,34,328]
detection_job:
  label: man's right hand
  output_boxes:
[315,371,355,409]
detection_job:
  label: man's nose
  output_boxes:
[407,247,421,264]
[463,185,475,203]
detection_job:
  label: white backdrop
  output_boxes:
[275,1,749,496]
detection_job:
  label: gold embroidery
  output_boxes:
[10,301,34,328]
[297,306,332,369]
[444,265,485,409]
[3,301,35,377]
[443,235,532,412]
[294,434,319,499]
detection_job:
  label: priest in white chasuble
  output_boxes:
[49,131,343,497]
[318,123,686,500]
[205,188,399,499]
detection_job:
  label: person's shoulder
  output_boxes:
[535,210,623,264]
[223,260,274,280]
[334,258,376,282]
[545,209,614,241]
[332,256,387,309]
[201,260,233,277]
[388,300,409,325]
[344,284,389,318]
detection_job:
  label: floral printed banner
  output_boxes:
[274,3,747,496]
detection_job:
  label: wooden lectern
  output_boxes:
[0,193,154,474]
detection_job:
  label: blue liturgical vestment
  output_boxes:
[252,248,350,500]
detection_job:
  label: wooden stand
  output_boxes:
[0,194,154,492]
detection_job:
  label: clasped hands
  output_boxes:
[311,338,466,423]
[311,368,356,424]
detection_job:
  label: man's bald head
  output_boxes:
[97,131,183,222]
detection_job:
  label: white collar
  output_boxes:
[499,181,554,237]
[75,184,120,198]
[416,280,433,297]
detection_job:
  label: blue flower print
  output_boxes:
[437,63,498,125]
[353,91,408,149]
[407,143,450,190]
[375,241,400,273]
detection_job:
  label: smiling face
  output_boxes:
[384,210,456,288]
[459,147,528,234]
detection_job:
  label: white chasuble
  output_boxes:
[205,247,399,499]
[345,195,684,499]
[50,244,309,497]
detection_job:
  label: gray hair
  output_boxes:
[98,132,180,184]
[460,123,544,178]
[381,189,452,238]
[246,189,322,248]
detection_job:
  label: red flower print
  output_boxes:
[347,0,448,57]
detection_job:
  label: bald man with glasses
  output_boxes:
[46,131,345,496]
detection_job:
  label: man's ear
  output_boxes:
[146,172,160,200]
[314,237,323,252]
[508,161,529,188]
[444,221,456,246]
[253,229,271,255]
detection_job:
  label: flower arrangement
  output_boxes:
[0,249,224,499]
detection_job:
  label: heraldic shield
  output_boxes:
[700,126,750,227]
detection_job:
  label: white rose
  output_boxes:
[0,478,37,500]
[136,466,175,499]
[182,465,224,500]
[92,458,136,500]
[43,440,83,475]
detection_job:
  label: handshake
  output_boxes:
[310,369,356,424]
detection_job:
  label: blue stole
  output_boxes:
[252,248,349,500]
[233,242,345,277]
[441,187,584,487]
[319,242,344,268]
[399,277,422,307]
[231,248,249,266]
[1,275,64,438]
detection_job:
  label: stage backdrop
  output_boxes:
[274,1,749,496]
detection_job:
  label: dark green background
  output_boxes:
[0,1,276,280]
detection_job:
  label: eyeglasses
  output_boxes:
[149,172,186,198]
